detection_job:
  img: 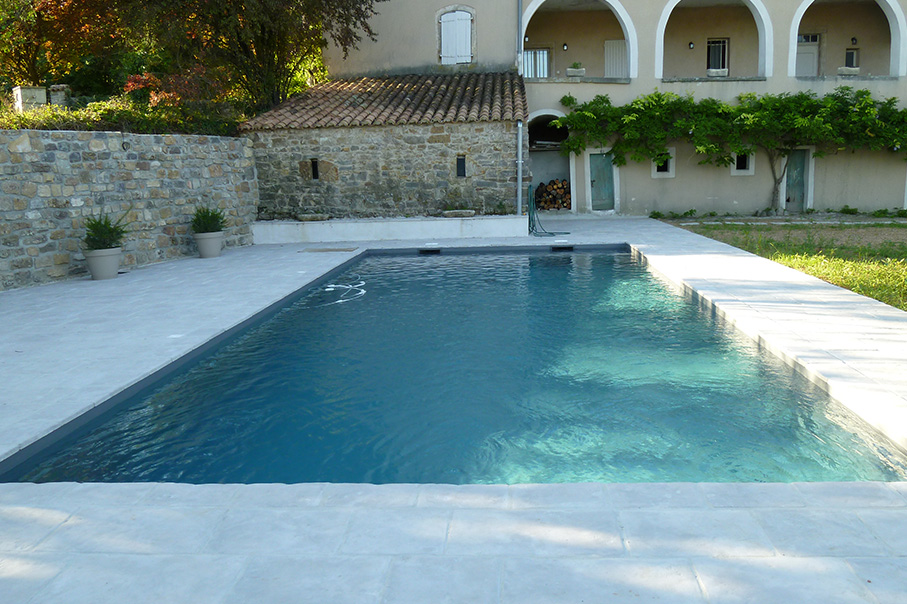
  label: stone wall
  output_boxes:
[0,129,258,291]
[247,121,528,220]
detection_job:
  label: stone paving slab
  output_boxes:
[2,216,907,603]
[1,482,906,603]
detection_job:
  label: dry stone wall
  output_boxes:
[0,129,258,291]
[248,121,527,220]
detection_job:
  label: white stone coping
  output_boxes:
[252,216,526,244]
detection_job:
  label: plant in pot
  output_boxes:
[83,211,129,280]
[566,61,585,77]
[191,206,227,258]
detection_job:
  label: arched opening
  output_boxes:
[522,0,638,79]
[657,0,773,79]
[528,113,572,211]
[791,0,906,77]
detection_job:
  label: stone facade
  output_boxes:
[0,129,258,291]
[247,121,528,220]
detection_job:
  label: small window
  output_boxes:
[707,39,729,71]
[797,34,819,44]
[651,149,675,179]
[440,10,473,65]
[456,155,467,177]
[731,153,755,176]
[311,159,320,180]
[523,49,550,78]
[845,48,860,69]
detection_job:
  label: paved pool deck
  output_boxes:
[1,216,906,603]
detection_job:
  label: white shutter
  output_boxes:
[440,11,472,65]
[603,40,628,78]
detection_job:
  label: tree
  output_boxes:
[0,0,133,91]
[0,0,49,85]
[123,0,387,109]
[735,91,835,211]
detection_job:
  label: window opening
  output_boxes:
[797,34,819,44]
[456,155,467,177]
[845,48,860,69]
[440,10,473,65]
[652,149,675,179]
[707,39,729,71]
[311,159,320,180]
[731,153,754,176]
[523,49,550,78]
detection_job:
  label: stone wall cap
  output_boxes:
[239,72,527,132]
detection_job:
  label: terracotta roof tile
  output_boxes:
[240,72,527,131]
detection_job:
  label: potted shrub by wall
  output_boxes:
[83,211,129,280]
[191,206,227,258]
[566,62,586,78]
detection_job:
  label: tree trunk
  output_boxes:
[765,149,790,213]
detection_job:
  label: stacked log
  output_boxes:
[535,179,571,211]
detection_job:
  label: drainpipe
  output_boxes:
[516,0,524,216]
[517,120,524,217]
[517,0,524,76]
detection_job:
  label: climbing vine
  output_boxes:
[554,87,907,211]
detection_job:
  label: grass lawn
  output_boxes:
[679,221,907,312]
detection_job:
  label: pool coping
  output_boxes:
[2,216,906,603]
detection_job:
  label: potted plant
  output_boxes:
[566,62,586,77]
[83,210,129,280]
[191,206,227,258]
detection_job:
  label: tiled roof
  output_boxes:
[240,72,527,131]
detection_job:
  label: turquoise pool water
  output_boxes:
[17,251,907,484]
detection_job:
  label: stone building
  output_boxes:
[311,0,907,215]
[241,72,529,219]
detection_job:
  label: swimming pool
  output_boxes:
[12,250,907,484]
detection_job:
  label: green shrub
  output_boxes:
[191,206,227,233]
[649,211,665,219]
[872,209,891,217]
[0,95,242,136]
[840,205,859,215]
[83,211,129,250]
[897,209,907,218]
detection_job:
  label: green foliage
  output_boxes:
[83,211,129,250]
[840,205,859,215]
[898,209,907,218]
[872,209,891,218]
[556,87,907,213]
[191,206,227,233]
[648,211,665,219]
[0,95,242,135]
[119,0,383,109]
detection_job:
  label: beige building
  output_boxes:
[316,0,907,215]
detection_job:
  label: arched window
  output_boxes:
[439,7,475,65]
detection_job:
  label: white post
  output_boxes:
[12,86,46,113]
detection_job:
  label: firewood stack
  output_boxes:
[535,179,571,211]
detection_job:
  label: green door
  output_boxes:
[785,149,808,213]
[590,153,615,211]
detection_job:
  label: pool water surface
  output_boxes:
[16,251,907,484]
